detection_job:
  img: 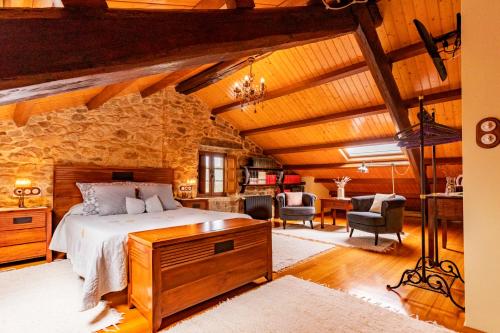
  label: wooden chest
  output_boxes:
[0,207,52,264]
[128,218,272,332]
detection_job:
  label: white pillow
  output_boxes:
[175,200,183,208]
[145,195,164,213]
[137,183,177,210]
[68,203,85,215]
[126,197,145,215]
[285,192,303,206]
[369,193,396,213]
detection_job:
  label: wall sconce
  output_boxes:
[13,178,41,208]
[178,179,197,199]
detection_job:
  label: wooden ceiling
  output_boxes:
[0,0,462,202]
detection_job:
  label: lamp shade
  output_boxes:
[15,178,32,188]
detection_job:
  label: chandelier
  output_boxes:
[232,57,266,113]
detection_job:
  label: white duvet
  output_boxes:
[49,207,250,310]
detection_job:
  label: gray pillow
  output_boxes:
[145,195,164,213]
[94,184,136,216]
[138,183,177,210]
[126,197,145,215]
[76,182,129,215]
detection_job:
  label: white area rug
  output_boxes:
[0,260,122,333]
[163,275,452,333]
[272,233,334,271]
[273,222,407,253]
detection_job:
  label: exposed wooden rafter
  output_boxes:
[0,4,365,106]
[62,0,107,8]
[86,81,135,111]
[225,0,255,9]
[263,136,395,155]
[353,6,421,182]
[140,69,197,99]
[176,53,271,95]
[240,88,461,136]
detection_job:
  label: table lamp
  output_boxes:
[13,178,41,208]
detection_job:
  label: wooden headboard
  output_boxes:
[53,165,174,228]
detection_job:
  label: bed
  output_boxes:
[49,166,250,310]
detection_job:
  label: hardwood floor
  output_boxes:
[105,214,473,333]
[0,214,476,332]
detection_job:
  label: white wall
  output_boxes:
[462,2,500,331]
[303,176,331,212]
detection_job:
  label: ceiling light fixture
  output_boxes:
[357,162,369,174]
[232,57,266,113]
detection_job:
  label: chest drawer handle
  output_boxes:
[13,217,32,224]
[214,240,234,254]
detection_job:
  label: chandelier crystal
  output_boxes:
[232,57,266,113]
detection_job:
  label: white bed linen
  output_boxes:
[49,207,251,310]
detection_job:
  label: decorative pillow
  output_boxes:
[76,182,129,215]
[285,192,303,206]
[137,183,177,210]
[145,195,164,213]
[94,184,136,216]
[126,197,145,215]
[369,193,396,214]
[68,203,85,215]
[175,200,183,208]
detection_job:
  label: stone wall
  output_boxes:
[0,88,273,212]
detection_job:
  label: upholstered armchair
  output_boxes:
[346,195,406,245]
[276,192,317,229]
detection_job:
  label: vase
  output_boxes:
[337,187,345,199]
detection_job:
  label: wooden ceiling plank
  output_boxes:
[240,87,461,136]
[263,136,395,155]
[212,62,368,115]
[0,5,362,105]
[86,81,134,110]
[352,5,421,182]
[225,0,255,9]
[211,28,458,116]
[194,0,226,9]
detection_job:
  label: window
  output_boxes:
[198,152,226,197]
[343,143,402,159]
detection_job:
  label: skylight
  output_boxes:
[344,143,402,158]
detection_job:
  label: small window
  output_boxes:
[343,143,402,158]
[198,152,226,197]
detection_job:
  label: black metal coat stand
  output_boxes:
[386,96,465,311]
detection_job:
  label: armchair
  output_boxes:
[276,192,317,229]
[346,195,406,245]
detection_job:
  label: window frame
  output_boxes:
[342,143,404,160]
[198,151,227,197]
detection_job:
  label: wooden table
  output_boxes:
[427,194,463,260]
[128,218,272,332]
[320,198,353,231]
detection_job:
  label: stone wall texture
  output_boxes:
[0,88,273,212]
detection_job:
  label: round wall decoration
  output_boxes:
[476,117,500,148]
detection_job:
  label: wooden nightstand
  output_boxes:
[177,198,209,210]
[0,207,52,264]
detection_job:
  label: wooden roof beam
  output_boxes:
[140,69,197,99]
[353,6,421,182]
[86,81,135,111]
[176,53,271,95]
[62,0,107,8]
[225,0,255,9]
[264,136,395,155]
[240,88,461,136]
[0,5,362,106]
